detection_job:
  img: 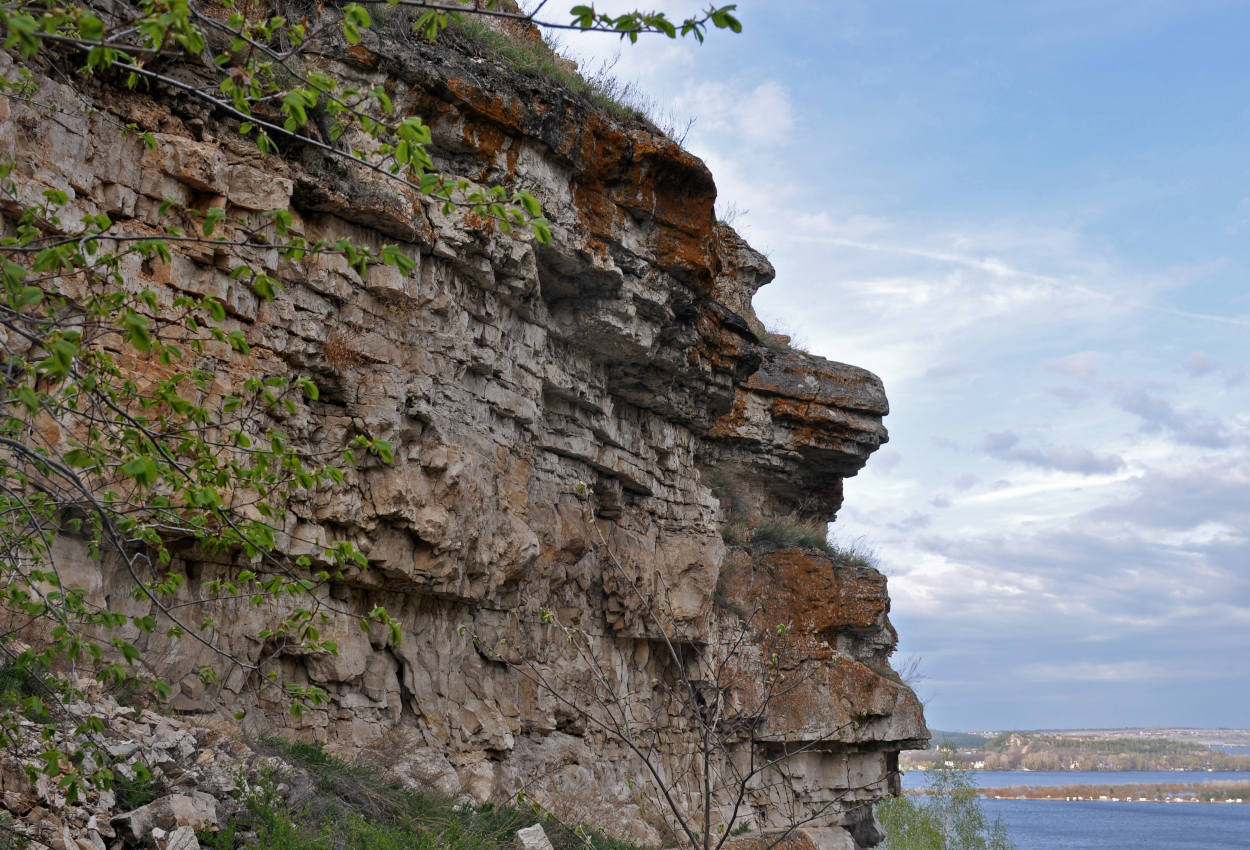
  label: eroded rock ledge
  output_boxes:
[0,19,926,849]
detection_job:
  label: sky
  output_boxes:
[544,0,1250,732]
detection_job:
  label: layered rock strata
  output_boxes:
[0,20,927,849]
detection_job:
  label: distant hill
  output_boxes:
[1041,728,1250,749]
[927,730,993,749]
[906,728,1250,771]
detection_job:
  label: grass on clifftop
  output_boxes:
[749,520,878,569]
[199,737,646,850]
[443,13,684,136]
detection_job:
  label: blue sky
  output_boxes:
[554,1,1250,732]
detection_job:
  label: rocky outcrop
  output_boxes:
[0,18,926,849]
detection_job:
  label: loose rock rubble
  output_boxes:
[0,683,286,849]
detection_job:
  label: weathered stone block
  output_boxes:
[227,164,294,210]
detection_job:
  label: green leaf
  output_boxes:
[63,448,94,468]
[518,192,542,218]
[570,5,595,28]
[17,386,39,413]
[711,6,743,33]
[192,487,220,508]
[372,440,394,464]
[112,639,140,664]
[119,456,159,488]
[121,311,152,352]
[380,244,415,275]
[204,297,226,322]
[296,377,319,400]
[202,207,224,237]
[344,3,371,28]
[78,15,105,41]
[252,273,278,300]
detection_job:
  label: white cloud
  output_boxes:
[1047,351,1107,380]
[735,80,794,145]
[1021,661,1169,684]
[1181,351,1216,376]
[669,79,796,151]
[982,431,1126,475]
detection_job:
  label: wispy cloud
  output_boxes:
[982,431,1126,475]
[1116,390,1236,449]
[1046,351,1107,380]
[1181,351,1217,376]
[1021,661,1172,684]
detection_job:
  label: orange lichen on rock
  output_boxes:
[346,42,380,68]
[557,112,718,286]
[759,656,905,742]
[749,548,890,637]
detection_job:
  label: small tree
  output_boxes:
[876,751,1014,850]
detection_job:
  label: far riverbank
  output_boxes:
[975,780,1248,804]
[902,768,1250,790]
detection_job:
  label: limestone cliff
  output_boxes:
[0,17,926,850]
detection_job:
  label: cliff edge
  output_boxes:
[0,15,926,849]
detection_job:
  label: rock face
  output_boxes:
[0,20,926,849]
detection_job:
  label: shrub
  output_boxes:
[876,753,1014,850]
[112,762,163,811]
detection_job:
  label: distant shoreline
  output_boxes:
[906,765,1250,772]
[905,728,1250,772]
[909,781,1250,805]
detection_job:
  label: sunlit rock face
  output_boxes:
[0,18,926,848]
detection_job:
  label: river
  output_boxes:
[980,799,1250,849]
[901,770,1250,849]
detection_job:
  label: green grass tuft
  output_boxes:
[751,521,878,568]
[751,520,830,553]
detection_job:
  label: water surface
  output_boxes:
[981,798,1250,850]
